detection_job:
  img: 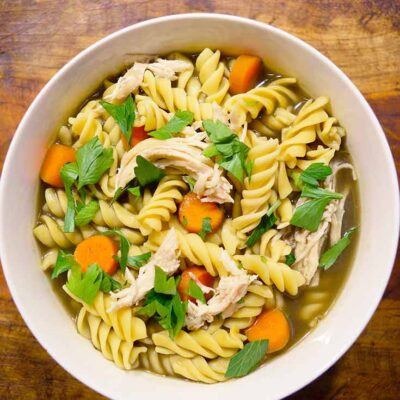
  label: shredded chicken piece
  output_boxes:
[104,63,148,102]
[147,59,192,80]
[185,251,257,330]
[292,162,356,285]
[116,137,233,204]
[104,58,192,102]
[108,228,180,311]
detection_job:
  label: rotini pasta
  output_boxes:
[33,48,357,382]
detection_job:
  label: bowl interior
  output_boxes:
[0,14,398,400]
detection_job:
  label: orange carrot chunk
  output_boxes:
[178,192,224,234]
[229,55,263,95]
[40,144,76,187]
[178,266,215,302]
[74,235,119,275]
[121,126,149,149]
[245,309,291,353]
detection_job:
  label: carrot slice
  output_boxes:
[229,55,263,95]
[121,126,149,149]
[178,266,215,302]
[245,309,291,353]
[40,144,76,187]
[178,193,224,234]
[74,235,119,275]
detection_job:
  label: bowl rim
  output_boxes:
[0,12,399,400]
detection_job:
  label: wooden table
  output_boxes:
[1,1,399,398]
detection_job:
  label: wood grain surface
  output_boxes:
[0,1,399,399]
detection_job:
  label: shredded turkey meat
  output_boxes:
[185,250,258,330]
[108,228,180,312]
[104,58,192,102]
[116,137,233,204]
[292,162,356,285]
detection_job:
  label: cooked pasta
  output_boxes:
[33,48,358,382]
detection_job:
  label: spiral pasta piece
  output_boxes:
[195,48,230,104]
[236,254,305,295]
[251,106,296,138]
[135,95,169,131]
[65,289,147,342]
[278,96,334,168]
[69,109,103,148]
[77,308,146,370]
[148,229,226,277]
[135,176,187,235]
[297,145,335,170]
[40,248,58,271]
[256,229,292,261]
[224,284,274,330]
[33,215,84,248]
[224,78,298,129]
[232,138,279,233]
[221,219,246,256]
[152,326,245,359]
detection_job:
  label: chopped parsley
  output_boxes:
[149,111,194,140]
[99,95,135,144]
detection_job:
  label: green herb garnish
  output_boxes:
[182,216,188,226]
[184,176,196,192]
[137,280,187,338]
[75,137,114,189]
[246,201,281,247]
[60,163,79,232]
[202,120,250,182]
[300,163,332,187]
[290,198,332,232]
[100,230,130,273]
[99,95,135,144]
[66,263,121,304]
[127,252,151,269]
[134,156,165,187]
[75,200,99,226]
[198,217,212,240]
[285,253,296,266]
[245,160,254,182]
[225,340,269,378]
[51,250,78,279]
[186,279,206,303]
[149,111,194,140]
[154,266,177,295]
[319,227,356,270]
[301,185,343,200]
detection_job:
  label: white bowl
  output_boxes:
[0,13,398,400]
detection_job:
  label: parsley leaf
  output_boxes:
[319,227,356,270]
[202,120,250,182]
[154,266,176,295]
[225,340,268,378]
[51,250,79,279]
[246,201,281,247]
[301,185,343,200]
[285,253,296,266]
[99,271,122,293]
[127,252,151,269]
[198,217,212,240]
[66,263,103,304]
[134,156,165,187]
[290,170,304,191]
[127,186,141,197]
[300,163,332,187]
[60,162,79,232]
[100,230,130,273]
[186,279,206,303]
[245,160,254,182]
[184,176,196,192]
[76,137,114,189]
[138,288,187,338]
[149,111,194,139]
[75,200,99,226]
[291,183,343,232]
[99,95,135,144]
[290,197,332,232]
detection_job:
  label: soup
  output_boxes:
[33,48,359,383]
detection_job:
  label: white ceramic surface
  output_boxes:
[0,13,398,400]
